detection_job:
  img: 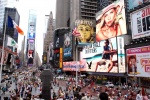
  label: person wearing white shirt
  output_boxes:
[136,90,143,100]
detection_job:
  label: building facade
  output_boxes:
[43,11,55,64]
[26,10,37,66]
[55,0,70,28]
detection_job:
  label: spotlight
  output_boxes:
[140,40,142,42]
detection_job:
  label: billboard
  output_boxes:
[117,37,125,73]
[128,0,143,10]
[80,37,118,73]
[126,46,150,77]
[28,40,35,50]
[63,61,86,71]
[28,24,35,39]
[74,20,95,45]
[63,31,72,60]
[131,5,150,39]
[96,0,127,42]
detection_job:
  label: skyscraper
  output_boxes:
[55,0,70,28]
[0,0,17,31]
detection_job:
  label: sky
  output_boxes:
[15,0,56,62]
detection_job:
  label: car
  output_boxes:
[105,82,114,88]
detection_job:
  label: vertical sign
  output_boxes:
[59,48,63,68]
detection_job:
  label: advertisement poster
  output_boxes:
[126,46,150,77]
[74,20,95,45]
[96,0,127,42]
[80,37,118,73]
[128,0,143,9]
[131,5,150,39]
[28,40,35,50]
[28,24,35,39]
[63,61,86,71]
[117,37,125,73]
[63,32,72,60]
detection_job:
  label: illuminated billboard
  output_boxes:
[131,5,150,39]
[63,31,72,60]
[96,0,127,42]
[73,20,95,45]
[126,46,150,77]
[80,37,118,73]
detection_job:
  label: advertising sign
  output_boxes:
[63,32,72,60]
[126,46,150,77]
[59,48,63,68]
[117,37,125,73]
[74,20,95,45]
[63,61,86,71]
[128,0,143,10]
[96,0,127,42]
[131,5,150,39]
[28,40,35,50]
[80,37,118,73]
[53,29,64,48]
[28,23,35,39]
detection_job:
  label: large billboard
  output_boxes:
[28,23,35,39]
[80,37,118,73]
[126,46,150,77]
[74,20,95,45]
[131,5,150,39]
[63,31,72,60]
[96,0,127,42]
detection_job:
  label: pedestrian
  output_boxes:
[99,92,108,100]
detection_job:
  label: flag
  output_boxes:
[72,28,81,37]
[6,36,18,48]
[7,16,24,35]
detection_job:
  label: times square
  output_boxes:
[0,0,150,100]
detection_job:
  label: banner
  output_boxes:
[131,5,150,39]
[126,46,150,77]
[63,61,86,71]
[117,37,125,73]
[59,48,63,68]
[74,20,95,45]
[96,0,127,42]
[63,31,72,60]
[80,37,118,73]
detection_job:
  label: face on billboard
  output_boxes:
[126,46,150,77]
[96,0,127,42]
[75,20,94,44]
[80,37,118,73]
[63,32,72,59]
[131,5,150,39]
[28,25,35,39]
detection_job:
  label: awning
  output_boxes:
[87,72,125,76]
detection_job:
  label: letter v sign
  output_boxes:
[87,61,92,69]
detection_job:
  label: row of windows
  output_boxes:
[81,9,97,13]
[81,5,97,10]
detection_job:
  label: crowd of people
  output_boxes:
[0,66,150,100]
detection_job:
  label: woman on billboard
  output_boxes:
[75,20,94,43]
[95,39,117,72]
[96,0,126,42]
